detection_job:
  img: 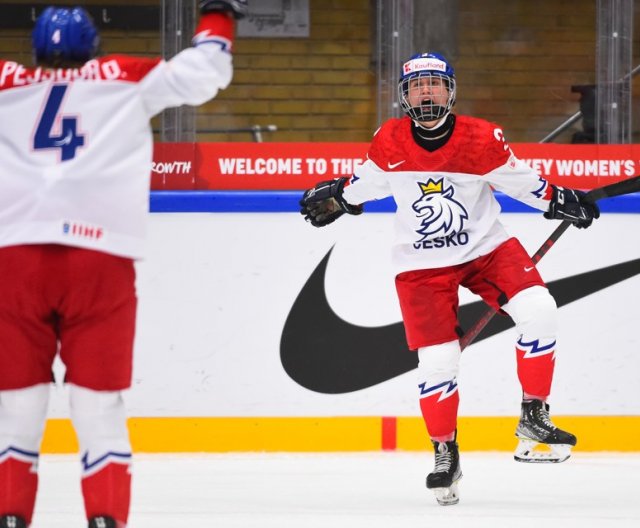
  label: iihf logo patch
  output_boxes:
[412,179,469,244]
[418,378,458,402]
[62,220,104,240]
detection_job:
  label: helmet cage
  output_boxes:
[398,70,456,122]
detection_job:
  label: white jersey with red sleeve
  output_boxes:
[0,13,233,259]
[342,115,553,274]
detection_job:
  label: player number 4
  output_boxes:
[34,84,84,161]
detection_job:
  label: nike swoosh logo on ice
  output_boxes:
[387,160,406,169]
[280,248,640,394]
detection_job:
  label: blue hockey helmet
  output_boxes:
[397,52,456,122]
[32,6,99,64]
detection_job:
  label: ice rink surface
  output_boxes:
[33,451,639,527]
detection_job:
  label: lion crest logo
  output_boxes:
[412,179,468,242]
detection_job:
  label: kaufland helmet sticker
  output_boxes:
[403,58,447,75]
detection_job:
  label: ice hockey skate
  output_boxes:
[426,436,462,505]
[88,516,117,528]
[514,399,577,463]
[0,515,27,528]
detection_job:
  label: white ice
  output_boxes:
[33,452,640,527]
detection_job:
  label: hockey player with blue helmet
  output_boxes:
[397,51,457,123]
[32,6,100,66]
[300,50,599,507]
[0,2,247,528]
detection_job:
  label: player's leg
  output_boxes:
[396,267,463,505]
[0,245,61,526]
[417,341,461,443]
[0,385,50,526]
[396,268,462,442]
[58,248,136,527]
[502,285,576,462]
[467,238,576,462]
[417,341,463,505]
[502,285,558,403]
[462,238,555,398]
[69,385,132,527]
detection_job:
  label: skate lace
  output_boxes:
[535,406,556,430]
[434,444,452,473]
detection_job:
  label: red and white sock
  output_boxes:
[417,341,461,442]
[419,378,459,441]
[81,454,132,526]
[516,336,556,400]
[0,449,39,524]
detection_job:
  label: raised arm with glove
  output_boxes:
[299,177,363,227]
[199,0,249,18]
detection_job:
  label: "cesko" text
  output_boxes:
[413,232,469,249]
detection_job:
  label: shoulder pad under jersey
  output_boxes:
[368,117,412,169]
[450,115,512,175]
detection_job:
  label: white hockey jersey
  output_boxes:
[0,14,233,259]
[342,115,553,274]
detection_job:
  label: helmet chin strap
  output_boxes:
[414,113,450,131]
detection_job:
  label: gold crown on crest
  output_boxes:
[418,179,443,195]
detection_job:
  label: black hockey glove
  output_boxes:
[300,177,363,227]
[199,0,248,19]
[543,185,600,229]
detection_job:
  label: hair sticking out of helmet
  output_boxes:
[32,6,99,66]
[397,52,456,123]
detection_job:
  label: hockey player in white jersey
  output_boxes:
[300,52,600,506]
[0,2,247,527]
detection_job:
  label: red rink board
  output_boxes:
[151,143,640,191]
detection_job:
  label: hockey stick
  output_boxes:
[459,174,640,351]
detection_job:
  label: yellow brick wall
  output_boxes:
[460,0,640,142]
[204,0,375,142]
[455,0,599,142]
[1,0,638,143]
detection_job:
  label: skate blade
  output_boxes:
[514,438,572,463]
[432,481,460,506]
